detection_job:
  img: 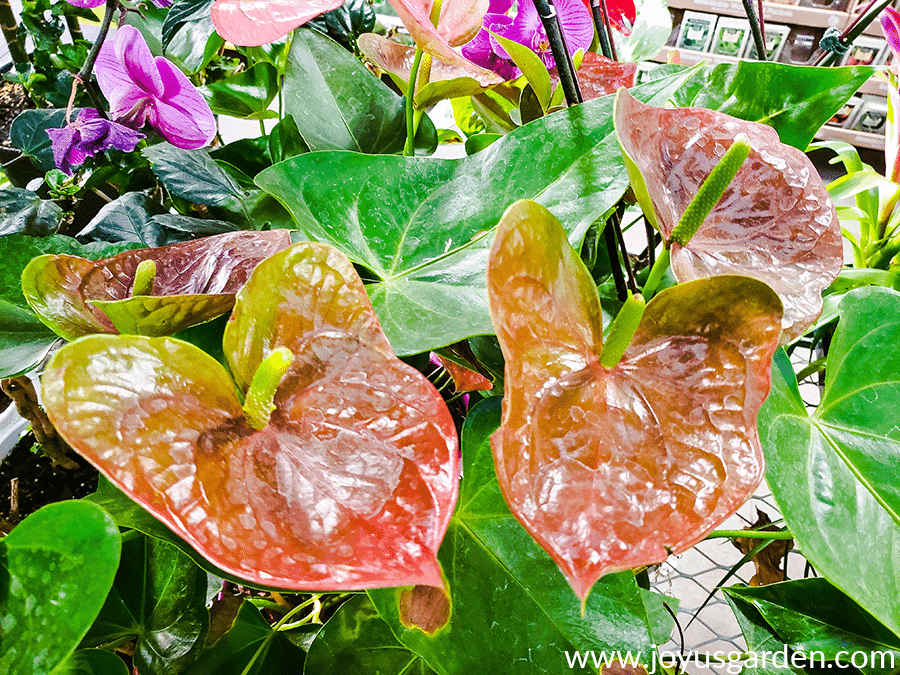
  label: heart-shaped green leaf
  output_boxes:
[42,243,459,590]
[0,501,120,674]
[82,532,209,675]
[202,63,279,119]
[22,230,291,339]
[368,397,657,674]
[0,187,63,236]
[759,287,900,636]
[615,89,841,342]
[256,67,698,355]
[488,200,783,600]
[53,649,129,675]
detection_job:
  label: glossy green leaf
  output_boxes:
[726,593,803,675]
[0,299,58,377]
[162,0,215,49]
[142,144,248,207]
[0,501,121,674]
[307,0,376,52]
[83,532,209,675]
[256,67,697,355]
[45,243,459,591]
[0,187,63,236]
[202,63,280,119]
[9,109,70,172]
[726,580,900,675]
[283,28,436,155]
[268,115,310,164]
[192,601,312,675]
[673,62,875,151]
[487,200,783,600]
[53,650,129,675]
[305,594,436,674]
[759,288,900,636]
[368,397,656,675]
[75,193,166,245]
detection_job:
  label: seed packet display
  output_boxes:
[710,17,751,57]
[743,24,790,61]
[779,26,824,64]
[826,96,862,128]
[667,7,684,47]
[852,99,888,135]
[841,36,887,66]
[677,12,718,53]
[798,0,851,11]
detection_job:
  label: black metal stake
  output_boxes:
[590,0,614,59]
[531,0,583,106]
[741,0,767,61]
[598,0,618,61]
[603,220,628,301]
[611,208,637,294]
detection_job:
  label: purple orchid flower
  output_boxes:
[47,109,144,175]
[65,0,170,8]
[94,26,216,149]
[462,0,593,77]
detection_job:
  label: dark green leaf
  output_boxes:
[368,398,656,675]
[10,109,70,172]
[464,133,502,155]
[726,593,805,675]
[726,580,900,675]
[759,287,900,637]
[162,0,216,49]
[53,650,129,675]
[209,137,273,179]
[83,532,209,675]
[191,601,311,675]
[202,63,280,119]
[148,215,241,243]
[305,595,435,674]
[307,0,376,52]
[0,187,63,235]
[673,62,876,150]
[142,144,247,206]
[0,501,120,674]
[256,67,697,354]
[282,28,436,155]
[640,589,679,646]
[75,193,166,246]
[0,299,58,377]
[268,115,310,164]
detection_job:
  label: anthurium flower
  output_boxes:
[42,243,459,590]
[211,0,343,46]
[615,89,842,342]
[579,0,636,33]
[46,109,144,175]
[488,200,783,601]
[22,230,291,340]
[94,26,216,150]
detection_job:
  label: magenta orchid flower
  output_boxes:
[65,0,169,7]
[94,26,216,150]
[880,7,900,182]
[47,109,144,175]
[462,0,593,76]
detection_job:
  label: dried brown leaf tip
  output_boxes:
[731,509,793,586]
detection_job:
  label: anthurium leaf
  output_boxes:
[368,397,657,674]
[142,143,248,207]
[0,187,63,236]
[725,580,900,675]
[0,299,58,377]
[82,532,209,675]
[162,0,215,49]
[673,61,875,151]
[615,89,841,342]
[0,501,120,674]
[147,214,242,244]
[304,594,436,674]
[256,67,698,356]
[22,230,291,339]
[191,601,312,674]
[210,0,342,47]
[283,28,436,155]
[487,200,783,601]
[759,288,900,636]
[43,242,459,591]
[9,108,70,172]
[75,192,167,245]
[358,33,503,108]
[726,593,801,675]
[53,649,129,675]
[267,115,309,164]
[306,0,376,52]
[202,63,280,119]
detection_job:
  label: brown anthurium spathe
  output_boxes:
[487,200,783,601]
[614,89,841,342]
[42,243,459,590]
[552,53,637,101]
[22,230,291,339]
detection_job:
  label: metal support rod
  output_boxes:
[531,0,583,105]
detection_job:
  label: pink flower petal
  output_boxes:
[388,0,488,62]
[153,58,216,148]
[211,0,344,46]
[116,26,166,100]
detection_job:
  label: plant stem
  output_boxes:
[0,0,28,64]
[741,0,767,61]
[705,529,793,540]
[589,0,614,59]
[612,207,637,293]
[604,218,628,301]
[404,47,424,156]
[65,13,84,42]
[531,0,582,105]
[598,0,618,60]
[812,0,893,66]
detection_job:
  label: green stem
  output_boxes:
[403,48,425,157]
[600,291,645,369]
[642,248,670,298]
[669,135,751,247]
[243,347,294,430]
[0,0,28,64]
[741,0,767,60]
[796,357,826,381]
[705,529,793,540]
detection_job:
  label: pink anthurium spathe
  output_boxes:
[94,26,216,149]
[615,90,842,342]
[488,200,783,601]
[211,0,343,46]
[42,243,459,590]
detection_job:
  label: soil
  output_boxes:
[0,81,33,151]
[0,430,98,534]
